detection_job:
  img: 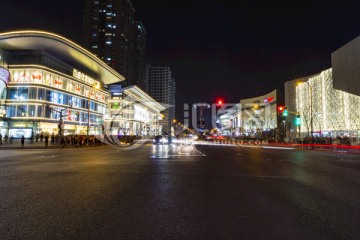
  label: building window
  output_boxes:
[28,105,36,117]
[7,105,16,117]
[17,87,28,100]
[17,105,28,117]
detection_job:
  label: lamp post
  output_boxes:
[298,81,313,138]
[171,119,176,137]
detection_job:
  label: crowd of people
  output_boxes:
[300,136,354,145]
[0,132,103,148]
[35,133,103,147]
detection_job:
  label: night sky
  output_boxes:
[1,0,360,121]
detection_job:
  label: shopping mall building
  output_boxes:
[0,31,124,138]
[217,89,282,139]
[106,84,165,137]
[285,35,360,141]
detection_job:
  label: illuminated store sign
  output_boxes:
[73,69,100,86]
[263,97,274,103]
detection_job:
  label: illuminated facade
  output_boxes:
[0,31,125,138]
[217,104,240,136]
[285,68,360,139]
[105,85,164,136]
[5,67,108,136]
[218,90,280,138]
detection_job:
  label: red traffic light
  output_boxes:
[215,98,224,106]
[277,106,284,112]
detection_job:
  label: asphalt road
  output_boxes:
[1,143,360,239]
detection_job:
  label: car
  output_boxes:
[153,135,169,145]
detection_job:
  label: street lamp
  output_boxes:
[171,119,176,137]
[298,81,313,138]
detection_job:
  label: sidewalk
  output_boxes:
[0,140,105,150]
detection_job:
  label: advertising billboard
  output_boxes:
[9,128,33,139]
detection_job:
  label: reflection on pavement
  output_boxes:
[150,143,206,159]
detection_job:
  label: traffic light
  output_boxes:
[216,98,224,106]
[282,106,288,117]
[295,114,301,126]
[277,106,284,114]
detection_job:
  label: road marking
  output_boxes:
[237,145,294,150]
[150,144,206,158]
[263,146,294,150]
[237,145,261,148]
[178,152,190,155]
[41,156,57,158]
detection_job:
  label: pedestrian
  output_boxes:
[44,134,49,147]
[40,132,44,142]
[4,134,8,144]
[51,133,55,145]
[0,133,2,145]
[20,135,25,147]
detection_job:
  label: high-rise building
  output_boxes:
[83,0,140,86]
[131,21,147,90]
[145,65,176,135]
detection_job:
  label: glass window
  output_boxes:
[44,106,52,119]
[58,93,64,104]
[69,96,80,108]
[53,92,59,103]
[18,87,28,100]
[75,97,80,108]
[29,87,37,99]
[46,90,53,102]
[70,110,79,122]
[38,88,45,100]
[53,110,60,120]
[63,94,69,106]
[28,105,36,117]
[80,99,86,109]
[69,96,74,107]
[17,105,28,117]
[8,88,17,100]
[37,105,43,117]
[83,112,89,123]
[7,105,16,117]
[80,112,86,122]
[90,114,96,124]
[90,101,95,111]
